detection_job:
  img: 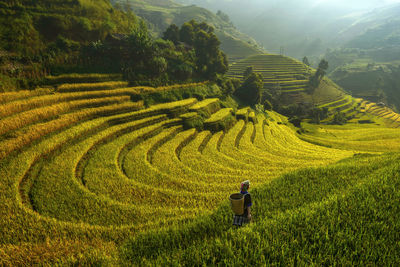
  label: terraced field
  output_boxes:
[316,95,400,126]
[358,99,400,127]
[227,54,348,107]
[227,54,311,93]
[1,77,400,265]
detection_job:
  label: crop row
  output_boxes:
[0,88,52,105]
[0,95,134,137]
[0,101,143,159]
[21,106,357,229]
[3,90,397,265]
[57,81,129,93]
[45,73,123,85]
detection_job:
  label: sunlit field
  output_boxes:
[1,78,400,265]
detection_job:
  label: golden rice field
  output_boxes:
[1,79,400,264]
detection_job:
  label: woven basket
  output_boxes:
[230,193,244,215]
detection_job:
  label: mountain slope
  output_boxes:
[111,0,264,61]
[324,4,400,112]
[227,54,346,107]
[0,0,137,91]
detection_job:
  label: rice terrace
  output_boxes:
[1,0,400,265]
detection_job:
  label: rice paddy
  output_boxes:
[227,54,311,93]
[1,74,399,265]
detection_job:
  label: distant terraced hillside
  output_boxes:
[227,54,346,106]
[356,99,400,127]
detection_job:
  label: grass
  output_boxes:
[0,102,143,159]
[0,89,141,118]
[299,122,400,152]
[121,153,400,265]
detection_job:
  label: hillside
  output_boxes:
[224,53,400,126]
[338,4,400,48]
[175,0,369,58]
[0,0,137,91]
[111,0,264,61]
[0,0,136,53]
[321,4,400,112]
[1,75,400,264]
[227,54,346,106]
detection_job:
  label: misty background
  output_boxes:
[176,0,400,61]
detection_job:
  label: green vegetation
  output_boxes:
[0,0,137,91]
[203,108,235,132]
[112,0,263,61]
[45,73,123,85]
[308,59,329,93]
[189,98,220,118]
[0,0,234,92]
[163,20,228,80]
[234,71,263,106]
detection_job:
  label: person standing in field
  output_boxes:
[233,180,252,226]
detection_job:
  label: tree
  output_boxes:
[234,72,263,105]
[163,24,180,45]
[309,107,328,124]
[179,21,195,45]
[302,56,310,66]
[308,59,329,93]
[217,77,241,98]
[263,99,273,111]
[163,20,228,80]
[123,20,156,82]
[332,111,347,125]
[316,59,329,79]
[243,66,253,79]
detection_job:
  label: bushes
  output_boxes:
[180,112,205,130]
[189,98,220,118]
[138,83,220,106]
[204,108,236,132]
[236,107,250,120]
[332,111,347,125]
[234,72,263,106]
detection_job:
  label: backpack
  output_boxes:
[229,193,247,215]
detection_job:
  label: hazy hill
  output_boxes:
[175,0,365,58]
[341,4,400,49]
[179,0,400,111]
[111,0,264,61]
[323,4,400,111]
[176,0,400,59]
